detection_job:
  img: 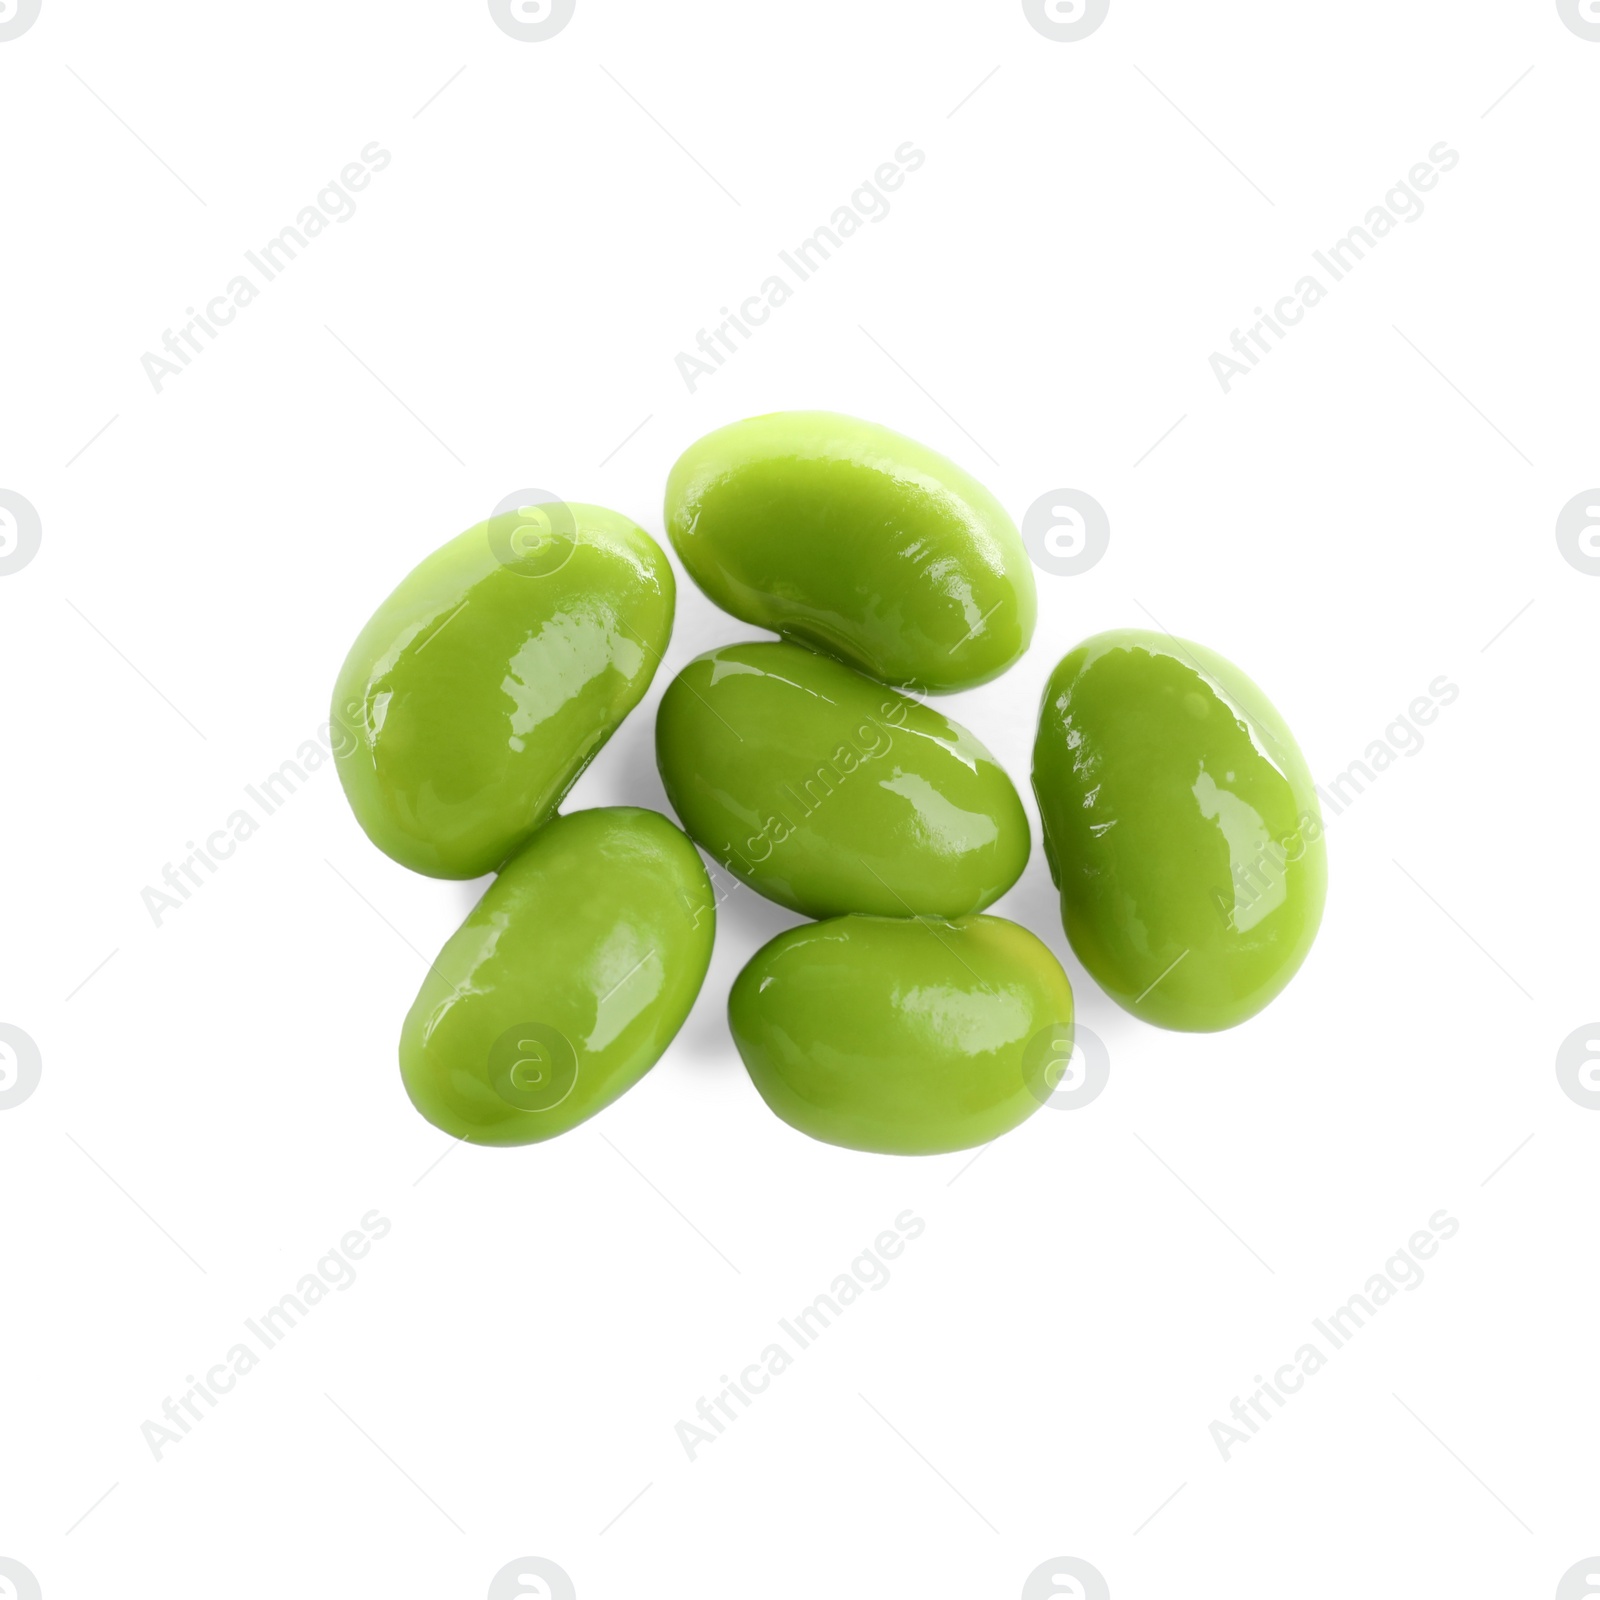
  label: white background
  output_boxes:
[2,2,1597,1596]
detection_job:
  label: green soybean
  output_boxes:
[665,411,1035,692]
[729,913,1074,1155]
[656,640,1029,918]
[332,503,673,879]
[399,807,714,1146]
[1032,628,1327,1032]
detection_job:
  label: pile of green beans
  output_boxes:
[331,411,1325,1155]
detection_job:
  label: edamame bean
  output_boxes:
[332,503,673,878]
[665,412,1035,692]
[729,913,1074,1155]
[1032,629,1327,1031]
[399,807,714,1146]
[656,641,1029,918]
